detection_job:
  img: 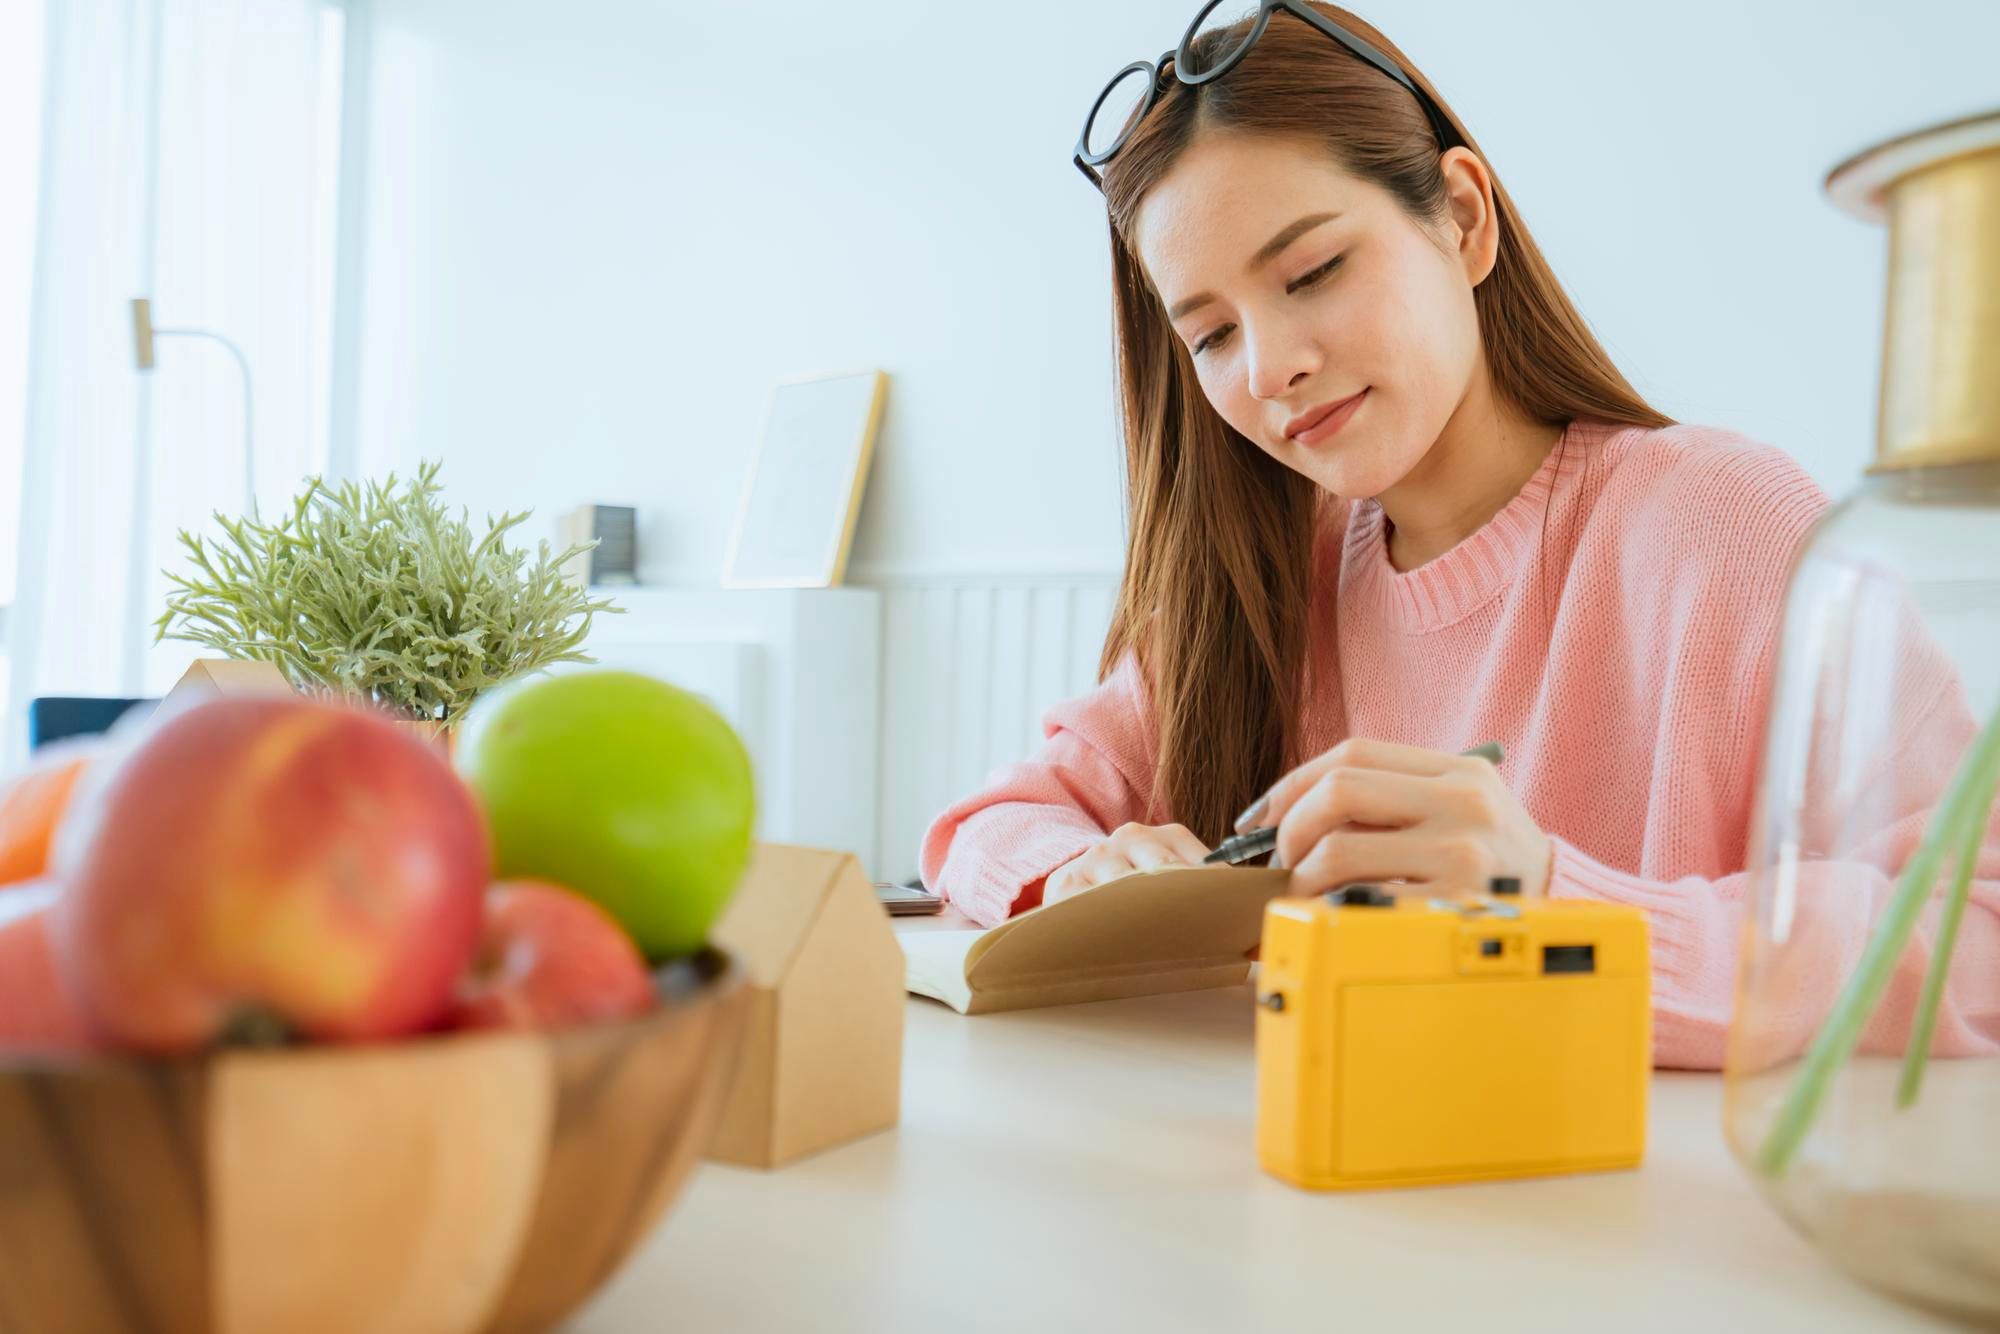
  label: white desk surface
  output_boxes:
[578,916,1948,1334]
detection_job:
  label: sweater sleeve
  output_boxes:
[1548,437,2000,1069]
[1548,805,2000,1072]
[1550,610,2000,1071]
[917,648,1160,927]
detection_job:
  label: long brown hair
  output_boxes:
[1096,2,1674,845]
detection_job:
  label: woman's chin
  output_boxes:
[1300,455,1395,502]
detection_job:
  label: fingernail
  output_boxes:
[1234,792,1270,833]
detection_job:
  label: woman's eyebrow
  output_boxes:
[1166,211,1342,322]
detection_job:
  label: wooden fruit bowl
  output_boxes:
[0,948,748,1334]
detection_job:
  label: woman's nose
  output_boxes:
[1244,319,1322,401]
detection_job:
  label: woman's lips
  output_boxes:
[1288,388,1368,447]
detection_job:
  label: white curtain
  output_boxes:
[6,0,341,760]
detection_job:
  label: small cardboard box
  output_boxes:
[164,660,449,754]
[169,659,294,701]
[705,842,904,1168]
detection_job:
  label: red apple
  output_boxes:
[50,695,488,1052]
[448,880,655,1031]
[0,884,94,1053]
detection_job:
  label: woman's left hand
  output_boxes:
[1246,737,1554,899]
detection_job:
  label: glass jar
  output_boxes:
[1724,110,2000,1323]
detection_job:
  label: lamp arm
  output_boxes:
[151,326,256,514]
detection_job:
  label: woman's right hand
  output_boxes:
[1043,822,1213,905]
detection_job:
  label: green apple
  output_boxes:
[455,669,756,960]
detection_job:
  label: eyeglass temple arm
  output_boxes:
[1282,1,1460,150]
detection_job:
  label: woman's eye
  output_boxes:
[1191,255,1344,357]
[1288,254,1344,294]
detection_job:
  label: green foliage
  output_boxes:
[155,461,621,728]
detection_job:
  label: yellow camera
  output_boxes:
[1254,882,1651,1190]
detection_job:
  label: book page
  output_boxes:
[900,865,1293,1015]
[969,864,1290,989]
[897,927,986,1013]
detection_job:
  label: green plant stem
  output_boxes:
[1755,700,2000,1177]
[1894,746,1999,1106]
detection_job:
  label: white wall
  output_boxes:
[345,0,2000,586]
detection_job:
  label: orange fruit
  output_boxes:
[0,895,94,1051]
[0,750,94,888]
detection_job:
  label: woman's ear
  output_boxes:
[1439,146,1500,287]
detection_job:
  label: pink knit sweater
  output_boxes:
[918,418,2000,1069]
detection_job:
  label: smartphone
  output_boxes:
[873,880,944,916]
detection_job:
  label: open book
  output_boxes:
[899,864,1293,1015]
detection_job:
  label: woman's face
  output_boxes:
[1131,132,1496,501]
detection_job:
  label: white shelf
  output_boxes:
[562,586,883,874]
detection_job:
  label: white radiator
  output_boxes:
[873,574,1119,884]
[576,575,1119,886]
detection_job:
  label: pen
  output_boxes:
[1202,740,1505,866]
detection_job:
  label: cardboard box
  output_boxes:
[705,842,903,1168]
[168,659,294,701]
[164,659,449,754]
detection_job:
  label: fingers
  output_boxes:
[1163,823,1215,866]
[1123,842,1177,871]
[1047,848,1130,903]
[1245,738,1486,833]
[1104,821,1206,868]
[1048,823,1214,904]
[1284,826,1496,898]
[1280,767,1435,844]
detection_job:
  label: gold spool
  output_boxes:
[1827,108,2000,473]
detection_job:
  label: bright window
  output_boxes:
[0,0,47,613]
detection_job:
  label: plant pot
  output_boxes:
[392,716,456,760]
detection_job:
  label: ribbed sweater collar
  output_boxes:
[1342,417,1621,634]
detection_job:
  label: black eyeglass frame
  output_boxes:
[1072,0,1462,190]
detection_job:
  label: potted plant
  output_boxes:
[155,460,620,741]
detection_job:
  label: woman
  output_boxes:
[918,1,2000,1069]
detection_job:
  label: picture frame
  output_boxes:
[722,368,888,589]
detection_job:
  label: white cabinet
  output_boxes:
[564,587,882,874]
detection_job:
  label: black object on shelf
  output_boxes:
[28,697,157,751]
